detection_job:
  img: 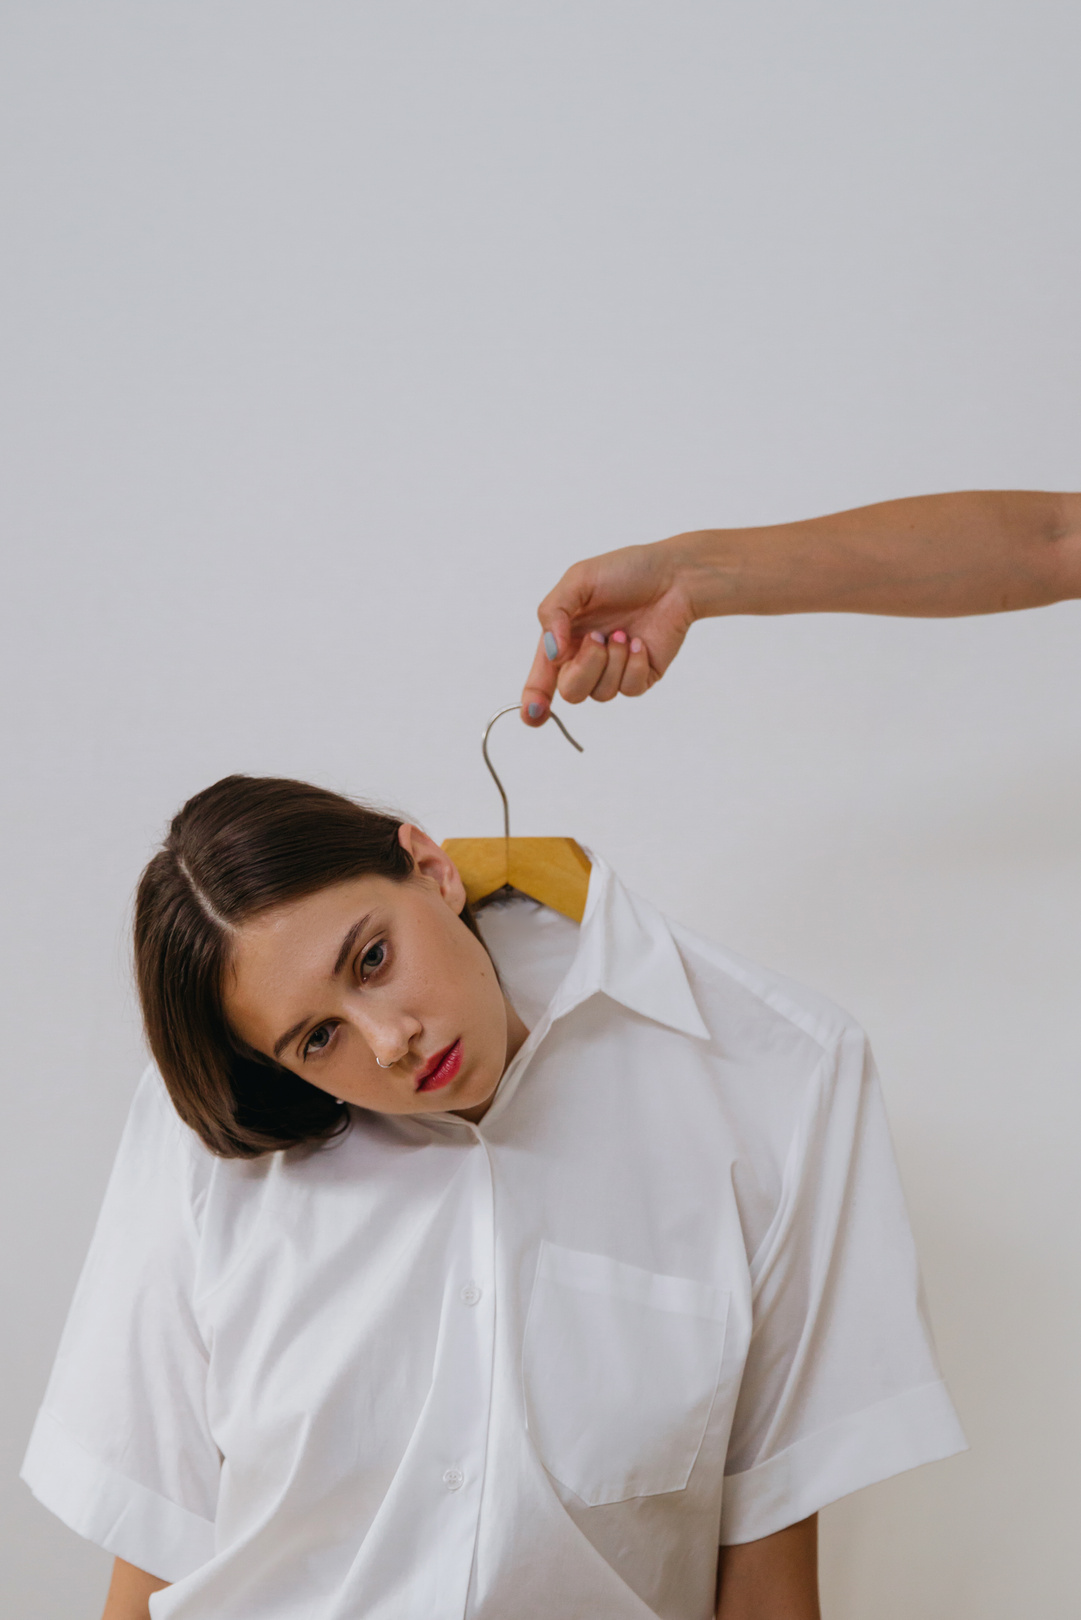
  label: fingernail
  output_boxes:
[591,630,606,645]
[543,631,558,660]
[612,630,627,645]
[527,702,544,719]
[631,637,643,653]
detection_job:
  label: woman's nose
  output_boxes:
[362,1012,421,1070]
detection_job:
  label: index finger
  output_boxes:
[520,631,559,726]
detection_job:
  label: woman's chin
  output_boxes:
[446,1064,501,1121]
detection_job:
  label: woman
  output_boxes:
[22,774,965,1619]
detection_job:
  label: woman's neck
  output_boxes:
[454,994,530,1124]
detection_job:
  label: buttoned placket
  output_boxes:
[415,1116,499,1620]
[416,1015,557,1620]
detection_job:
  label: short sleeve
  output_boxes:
[720,1024,967,1544]
[21,1067,220,1582]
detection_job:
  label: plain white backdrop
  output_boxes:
[2,4,1079,1615]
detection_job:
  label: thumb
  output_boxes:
[539,555,598,651]
[525,560,595,725]
[520,631,560,726]
[537,604,574,665]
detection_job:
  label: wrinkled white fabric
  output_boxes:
[22,856,965,1619]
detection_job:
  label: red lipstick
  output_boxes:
[415,1040,463,1093]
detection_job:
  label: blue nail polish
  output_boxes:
[527,702,543,719]
[543,631,558,661]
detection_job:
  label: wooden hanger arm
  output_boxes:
[442,837,590,923]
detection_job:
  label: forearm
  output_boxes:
[101,1557,169,1620]
[715,1515,820,1620]
[668,490,1081,620]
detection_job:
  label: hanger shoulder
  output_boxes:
[441,836,591,923]
[507,837,590,923]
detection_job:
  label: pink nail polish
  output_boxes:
[612,630,627,644]
[631,638,643,653]
[591,630,606,644]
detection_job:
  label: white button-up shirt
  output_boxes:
[22,857,965,1619]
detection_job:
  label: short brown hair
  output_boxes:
[134,774,479,1159]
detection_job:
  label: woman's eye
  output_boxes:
[303,1024,333,1058]
[360,941,387,978]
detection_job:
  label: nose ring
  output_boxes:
[375,1056,393,1069]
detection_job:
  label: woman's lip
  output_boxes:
[415,1040,463,1093]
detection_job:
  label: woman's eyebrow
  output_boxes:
[272,913,376,1059]
[332,912,375,976]
[273,1018,310,1060]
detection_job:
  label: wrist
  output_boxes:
[656,529,748,622]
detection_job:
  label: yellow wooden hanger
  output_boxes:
[442,705,591,923]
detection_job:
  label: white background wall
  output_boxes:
[2,4,1079,1615]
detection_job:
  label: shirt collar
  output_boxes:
[548,852,711,1041]
[429,853,711,1133]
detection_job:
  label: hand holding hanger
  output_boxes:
[519,539,695,725]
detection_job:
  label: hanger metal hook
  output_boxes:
[481,705,584,841]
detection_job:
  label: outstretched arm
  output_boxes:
[521,490,1081,722]
[716,1515,820,1620]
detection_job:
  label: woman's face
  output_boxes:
[223,825,527,1122]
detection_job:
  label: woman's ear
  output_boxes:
[397,824,467,914]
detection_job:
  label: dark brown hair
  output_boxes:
[134,774,481,1160]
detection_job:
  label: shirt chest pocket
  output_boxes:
[522,1241,730,1507]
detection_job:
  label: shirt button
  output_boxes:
[442,1467,464,1492]
[459,1281,482,1306]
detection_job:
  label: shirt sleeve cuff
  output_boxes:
[20,1407,215,1584]
[719,1379,968,1545]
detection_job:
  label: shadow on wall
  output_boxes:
[769,756,1081,1618]
[819,1168,1076,1619]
